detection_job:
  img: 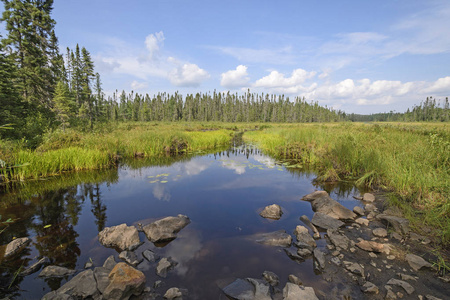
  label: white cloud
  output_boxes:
[131,80,148,90]
[145,31,165,59]
[424,76,450,93]
[220,65,250,89]
[254,68,316,88]
[168,62,210,87]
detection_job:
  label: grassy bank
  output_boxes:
[244,122,450,244]
[0,122,246,181]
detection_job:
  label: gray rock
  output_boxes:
[387,278,414,295]
[385,288,397,300]
[365,204,377,212]
[297,248,312,257]
[356,240,384,253]
[38,266,76,278]
[222,278,271,300]
[294,225,316,248]
[405,253,432,271]
[301,191,357,220]
[254,230,292,247]
[93,266,110,295]
[143,215,190,243]
[327,229,350,250]
[42,269,100,299]
[299,215,320,239]
[311,212,345,230]
[262,270,279,286]
[330,257,341,266]
[397,273,417,281]
[353,206,365,216]
[283,283,319,300]
[284,248,305,263]
[355,218,369,226]
[4,237,31,259]
[143,249,160,263]
[164,287,182,299]
[313,248,325,270]
[103,262,146,300]
[103,255,117,271]
[288,274,302,286]
[21,257,49,276]
[98,223,141,251]
[363,193,375,202]
[119,250,143,267]
[373,228,388,237]
[260,204,283,220]
[343,261,364,277]
[293,240,314,251]
[410,233,431,244]
[376,214,409,235]
[156,257,177,278]
[361,281,379,294]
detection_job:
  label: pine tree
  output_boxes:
[52,81,73,132]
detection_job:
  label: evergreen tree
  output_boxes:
[52,81,74,132]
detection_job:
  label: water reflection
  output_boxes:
[165,228,203,277]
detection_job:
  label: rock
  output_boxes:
[98,223,141,251]
[262,271,279,286]
[119,251,143,267]
[367,212,377,220]
[355,218,369,226]
[311,212,345,230]
[103,262,146,300]
[38,266,76,278]
[254,230,292,247]
[93,266,110,294]
[313,249,325,271]
[84,259,93,269]
[376,214,409,235]
[164,287,182,299]
[297,248,312,257]
[288,274,302,285]
[330,257,341,266]
[293,240,314,251]
[222,278,271,300]
[294,226,316,248]
[299,215,320,239]
[327,229,350,250]
[301,191,357,220]
[260,204,283,220]
[21,257,49,276]
[410,233,431,245]
[353,206,365,216]
[397,273,417,281]
[385,288,397,299]
[405,254,432,271]
[386,278,414,295]
[42,269,100,299]
[4,237,31,259]
[343,261,364,277]
[284,248,305,263]
[356,240,384,253]
[373,228,388,237]
[143,249,160,263]
[363,193,376,202]
[143,215,191,243]
[103,255,117,271]
[365,204,377,212]
[156,257,177,278]
[283,283,319,300]
[361,281,379,294]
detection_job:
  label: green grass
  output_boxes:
[244,122,450,245]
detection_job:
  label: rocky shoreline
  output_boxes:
[1,192,449,299]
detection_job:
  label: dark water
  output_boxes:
[0,145,364,299]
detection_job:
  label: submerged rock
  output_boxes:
[21,257,49,276]
[288,274,303,286]
[254,230,292,247]
[405,253,432,271]
[222,278,271,300]
[103,262,146,300]
[164,287,183,299]
[283,283,319,300]
[119,250,143,267]
[262,270,279,287]
[98,223,141,251]
[38,266,76,278]
[156,257,178,278]
[4,237,31,259]
[299,215,320,239]
[260,204,283,220]
[42,269,100,299]
[143,215,191,243]
[311,212,344,230]
[301,191,357,220]
[143,249,160,263]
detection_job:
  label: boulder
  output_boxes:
[93,266,110,295]
[98,223,141,251]
[363,193,375,202]
[260,204,283,220]
[311,212,344,230]
[119,251,143,267]
[39,266,76,278]
[262,270,279,287]
[372,228,388,238]
[103,262,146,300]
[143,215,191,243]
[299,215,320,239]
[327,229,350,250]
[283,283,319,300]
[386,278,414,295]
[355,218,369,226]
[301,191,357,220]
[164,287,183,299]
[254,230,292,247]
[376,214,409,235]
[356,240,384,253]
[294,226,316,248]
[353,206,365,216]
[156,257,178,278]
[42,269,100,299]
[4,237,31,259]
[222,278,271,300]
[405,254,432,271]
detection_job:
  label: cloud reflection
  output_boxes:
[164,229,203,276]
[152,183,171,202]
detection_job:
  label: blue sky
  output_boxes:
[3,0,450,114]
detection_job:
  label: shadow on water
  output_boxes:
[0,139,364,299]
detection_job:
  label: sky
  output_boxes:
[3,0,450,114]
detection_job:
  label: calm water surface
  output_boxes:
[0,145,363,299]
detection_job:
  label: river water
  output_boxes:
[0,144,364,299]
